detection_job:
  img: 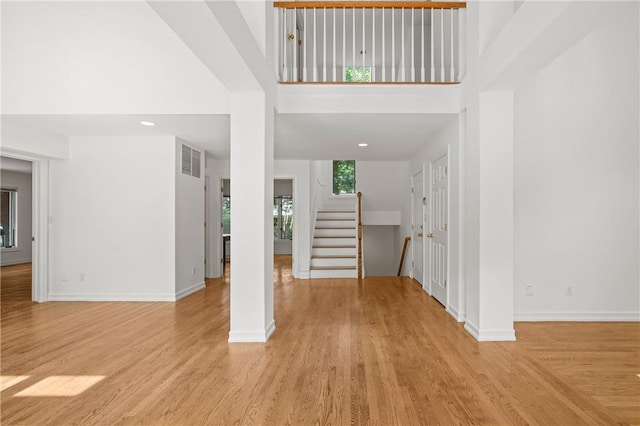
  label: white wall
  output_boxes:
[409,118,463,320]
[514,6,639,320]
[49,136,176,301]
[477,1,515,55]
[175,140,205,299]
[1,2,228,115]
[357,161,409,223]
[0,169,32,266]
[363,226,396,276]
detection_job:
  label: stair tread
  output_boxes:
[315,227,356,229]
[312,245,356,248]
[310,266,357,270]
[312,255,356,259]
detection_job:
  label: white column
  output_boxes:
[229,92,275,343]
[463,91,515,342]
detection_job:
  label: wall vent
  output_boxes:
[181,144,201,178]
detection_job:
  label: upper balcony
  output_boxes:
[275,1,467,84]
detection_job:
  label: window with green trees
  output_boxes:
[345,66,372,82]
[333,160,356,195]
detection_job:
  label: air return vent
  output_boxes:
[181,144,201,178]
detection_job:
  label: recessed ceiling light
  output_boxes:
[140,121,155,127]
[358,143,368,147]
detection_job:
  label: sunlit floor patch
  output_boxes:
[14,376,105,397]
[1,376,30,391]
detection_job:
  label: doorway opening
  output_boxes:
[222,179,231,276]
[274,179,293,271]
[0,156,33,305]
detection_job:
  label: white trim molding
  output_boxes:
[32,159,49,303]
[464,321,516,341]
[175,282,206,301]
[228,320,276,343]
[48,293,178,302]
[446,306,466,322]
[0,258,32,267]
[515,312,640,322]
[299,268,310,279]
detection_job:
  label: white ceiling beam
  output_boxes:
[148,1,272,92]
[477,1,627,91]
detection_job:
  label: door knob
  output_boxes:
[417,233,423,237]
[426,233,434,238]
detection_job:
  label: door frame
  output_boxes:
[411,166,426,286]
[0,151,49,302]
[273,174,299,278]
[427,150,451,307]
[208,174,229,278]
[209,174,301,279]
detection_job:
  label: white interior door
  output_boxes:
[429,154,448,306]
[412,171,424,284]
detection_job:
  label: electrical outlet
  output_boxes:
[59,272,67,282]
[526,285,534,296]
[566,286,573,296]
[191,267,196,275]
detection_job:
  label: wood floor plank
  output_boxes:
[1,259,639,425]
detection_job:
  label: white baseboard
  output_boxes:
[48,293,176,302]
[1,258,32,267]
[299,269,310,279]
[175,282,205,301]
[422,285,432,296]
[228,319,276,343]
[464,320,516,341]
[446,306,466,322]
[464,320,480,339]
[515,311,640,322]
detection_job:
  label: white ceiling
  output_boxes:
[275,113,456,160]
[5,115,231,159]
[5,112,455,161]
[1,157,33,174]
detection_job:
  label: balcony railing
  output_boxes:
[275,1,466,84]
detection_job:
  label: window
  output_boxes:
[345,66,372,83]
[1,189,17,248]
[273,197,293,240]
[222,196,231,235]
[333,160,356,195]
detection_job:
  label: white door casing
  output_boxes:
[412,171,424,285]
[430,154,448,306]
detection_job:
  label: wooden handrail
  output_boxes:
[397,236,411,276]
[357,191,363,279]
[274,2,466,9]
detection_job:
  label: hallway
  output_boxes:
[1,258,638,424]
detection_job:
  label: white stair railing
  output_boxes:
[275,2,466,84]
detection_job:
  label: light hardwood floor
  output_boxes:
[1,257,639,425]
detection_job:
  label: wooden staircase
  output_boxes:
[310,210,358,278]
